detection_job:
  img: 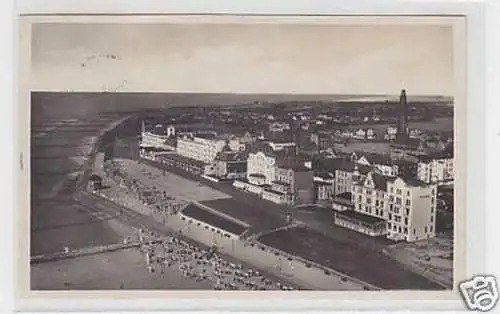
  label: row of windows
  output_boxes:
[388,222,434,235]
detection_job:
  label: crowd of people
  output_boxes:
[100,161,298,291]
[104,161,184,221]
[139,229,297,291]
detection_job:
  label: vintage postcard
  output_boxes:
[16,13,472,311]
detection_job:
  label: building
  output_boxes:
[351,172,394,221]
[341,129,354,138]
[205,151,247,180]
[355,153,418,178]
[246,151,277,186]
[314,173,335,203]
[356,153,398,176]
[158,153,205,175]
[310,131,331,150]
[332,192,353,212]
[347,171,437,241]
[354,129,366,140]
[417,154,454,185]
[386,177,437,241]
[139,146,172,161]
[269,122,290,132]
[176,134,227,163]
[238,144,313,205]
[140,121,177,152]
[277,162,315,205]
[267,140,296,152]
[311,156,372,196]
[334,161,372,195]
[259,161,314,206]
[384,127,398,141]
[228,139,247,152]
[366,129,376,140]
[408,129,423,139]
[334,210,387,237]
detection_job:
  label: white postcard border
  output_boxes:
[8,0,492,313]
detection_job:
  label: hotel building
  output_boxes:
[344,171,437,242]
[417,155,454,185]
[176,134,227,163]
[246,151,277,186]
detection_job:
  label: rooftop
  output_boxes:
[194,133,218,140]
[313,157,373,175]
[370,172,397,191]
[277,157,312,172]
[359,152,396,166]
[215,151,248,162]
[399,176,429,187]
[140,146,170,153]
[335,209,386,225]
[164,137,177,146]
[181,204,247,235]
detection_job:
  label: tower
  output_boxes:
[398,89,408,140]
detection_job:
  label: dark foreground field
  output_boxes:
[258,226,445,290]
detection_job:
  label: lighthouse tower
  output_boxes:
[397,89,409,140]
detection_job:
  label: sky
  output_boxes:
[30,23,454,96]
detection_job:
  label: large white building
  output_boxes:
[140,123,176,151]
[417,156,454,185]
[386,177,437,241]
[348,172,437,242]
[176,134,227,163]
[246,151,276,185]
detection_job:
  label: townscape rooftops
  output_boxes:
[359,152,397,166]
[249,141,297,158]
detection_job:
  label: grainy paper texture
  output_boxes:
[17,14,467,309]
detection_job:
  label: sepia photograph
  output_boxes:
[21,16,465,296]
